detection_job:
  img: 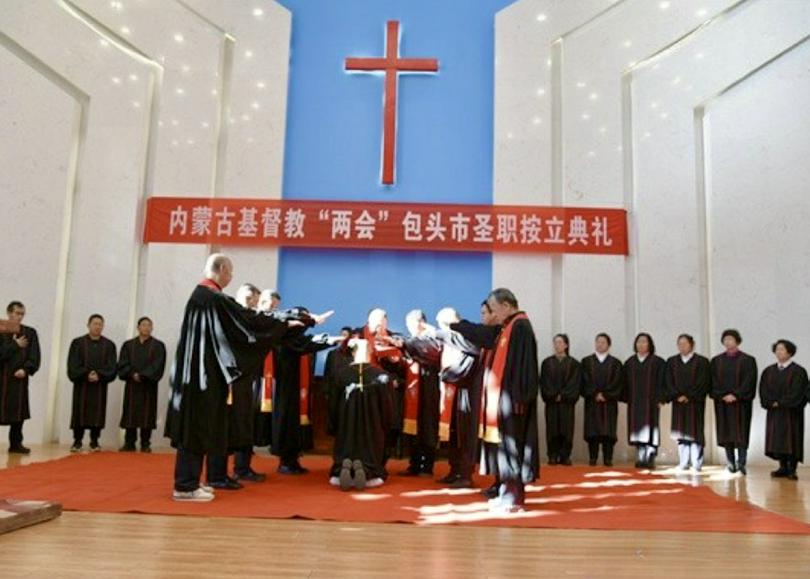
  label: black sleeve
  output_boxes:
[23,329,41,376]
[67,338,87,382]
[737,355,758,401]
[780,367,808,408]
[449,320,500,350]
[117,340,133,381]
[99,340,118,383]
[562,358,582,402]
[501,320,539,405]
[140,341,167,383]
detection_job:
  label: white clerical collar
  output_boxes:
[680,352,694,364]
[636,353,648,363]
[779,359,793,370]
[595,352,608,363]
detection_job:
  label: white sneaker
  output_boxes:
[329,476,341,486]
[172,488,214,502]
[199,484,215,494]
[366,477,384,488]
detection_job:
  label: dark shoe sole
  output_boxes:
[339,459,352,491]
[352,459,366,490]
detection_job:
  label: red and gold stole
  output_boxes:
[402,360,420,436]
[261,351,274,413]
[438,346,459,442]
[299,354,312,426]
[479,313,528,444]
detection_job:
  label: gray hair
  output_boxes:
[204,253,231,277]
[488,288,519,308]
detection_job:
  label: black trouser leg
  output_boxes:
[588,440,599,463]
[140,429,152,448]
[9,422,23,447]
[174,448,204,492]
[603,441,614,463]
[234,447,253,476]
[89,428,101,446]
[724,446,736,467]
[206,454,228,483]
[737,448,748,469]
[124,428,138,447]
[548,435,560,462]
[559,437,572,462]
[73,428,85,445]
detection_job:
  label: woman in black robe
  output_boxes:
[664,334,711,471]
[759,339,808,480]
[622,333,666,469]
[539,334,581,466]
[580,333,624,466]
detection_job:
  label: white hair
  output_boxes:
[235,283,259,308]
[367,308,387,332]
[204,253,231,278]
[435,307,459,330]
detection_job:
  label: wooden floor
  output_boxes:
[2,446,810,578]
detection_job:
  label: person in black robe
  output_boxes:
[328,335,395,490]
[664,334,711,471]
[270,322,336,475]
[165,254,325,502]
[581,333,624,466]
[0,301,41,454]
[451,288,539,512]
[67,314,117,452]
[117,316,166,453]
[539,334,581,466]
[622,333,666,469]
[392,309,440,477]
[759,339,808,480]
[710,329,758,475]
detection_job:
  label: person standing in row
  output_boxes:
[581,333,623,467]
[67,314,117,452]
[622,333,666,469]
[539,334,580,466]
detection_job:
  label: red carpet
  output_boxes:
[1,453,808,534]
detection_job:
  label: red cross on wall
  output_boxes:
[345,20,439,185]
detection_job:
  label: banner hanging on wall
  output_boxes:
[143,197,628,256]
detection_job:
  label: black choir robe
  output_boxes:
[665,354,711,445]
[759,363,809,462]
[0,326,41,425]
[67,335,117,429]
[539,355,581,448]
[580,354,624,442]
[622,355,666,447]
[451,313,540,484]
[710,351,758,448]
[270,331,333,460]
[117,336,166,430]
[165,283,307,456]
[401,335,442,450]
[329,356,395,480]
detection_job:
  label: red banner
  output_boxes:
[143,197,628,255]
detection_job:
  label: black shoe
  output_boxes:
[339,459,352,491]
[8,445,31,455]
[771,468,788,478]
[738,465,747,476]
[352,459,366,490]
[70,442,82,453]
[140,445,152,453]
[588,459,597,466]
[482,483,499,499]
[89,442,101,453]
[438,473,461,485]
[604,460,613,467]
[278,462,308,475]
[634,461,643,468]
[787,471,799,481]
[119,444,136,452]
[727,464,738,474]
[208,477,243,490]
[548,457,558,466]
[560,457,573,466]
[234,470,267,483]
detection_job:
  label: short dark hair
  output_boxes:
[488,288,518,309]
[677,333,695,348]
[772,339,797,357]
[480,300,492,313]
[721,329,742,345]
[633,332,656,356]
[271,291,281,301]
[6,301,24,314]
[340,326,352,333]
[595,332,612,347]
[137,316,152,326]
[88,314,104,325]
[554,333,570,355]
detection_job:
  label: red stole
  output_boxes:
[199,278,222,292]
[437,346,459,442]
[261,351,274,413]
[299,354,312,426]
[479,313,528,444]
[402,360,420,436]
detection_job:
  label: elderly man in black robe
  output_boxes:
[166,254,329,502]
